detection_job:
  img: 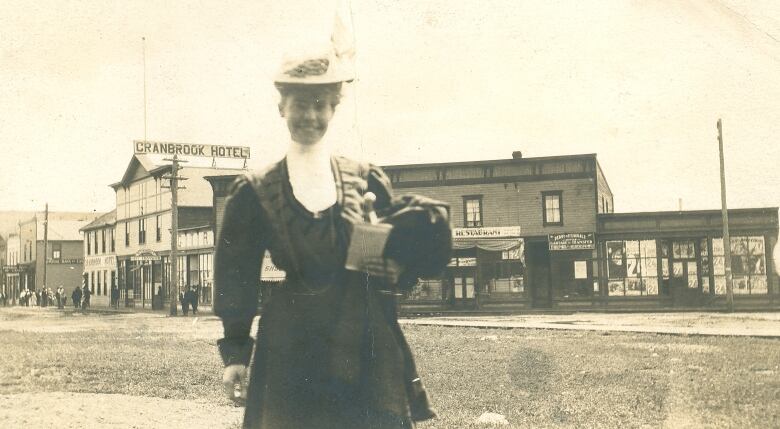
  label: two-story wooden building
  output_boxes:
[80,210,117,307]
[110,154,245,309]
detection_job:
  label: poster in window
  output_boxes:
[626,258,640,277]
[748,236,765,254]
[699,239,709,257]
[662,259,669,278]
[687,262,698,288]
[713,256,725,275]
[640,240,657,258]
[625,240,640,258]
[748,254,765,275]
[608,280,624,296]
[750,276,768,294]
[607,242,626,278]
[733,276,749,294]
[714,276,726,294]
[625,278,643,296]
[660,241,670,258]
[672,262,684,278]
[511,276,524,293]
[712,238,724,256]
[574,261,588,279]
[701,277,710,294]
[640,258,657,278]
[644,277,658,295]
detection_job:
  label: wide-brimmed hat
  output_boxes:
[273,50,354,85]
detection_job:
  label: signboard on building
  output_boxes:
[447,257,478,267]
[548,233,596,251]
[453,226,522,239]
[131,249,160,262]
[46,258,83,264]
[134,140,250,159]
[84,255,117,267]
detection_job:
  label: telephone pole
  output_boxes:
[163,155,187,316]
[43,203,48,289]
[717,119,734,312]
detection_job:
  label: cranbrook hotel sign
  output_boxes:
[134,140,250,159]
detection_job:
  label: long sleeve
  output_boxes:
[214,177,267,366]
[369,165,452,285]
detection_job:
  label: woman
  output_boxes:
[214,51,451,429]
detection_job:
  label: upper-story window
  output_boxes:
[125,222,130,247]
[101,230,106,254]
[156,215,162,242]
[110,228,115,252]
[86,232,92,255]
[542,191,563,226]
[52,243,62,262]
[463,196,483,227]
[139,218,147,245]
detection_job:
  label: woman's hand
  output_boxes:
[363,256,404,284]
[222,364,248,404]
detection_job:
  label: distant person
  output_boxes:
[186,287,198,316]
[179,290,189,316]
[71,287,82,309]
[56,286,65,309]
[82,285,91,309]
[111,286,120,308]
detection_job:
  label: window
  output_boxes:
[52,243,62,262]
[406,279,444,301]
[110,228,115,252]
[712,236,767,295]
[156,215,162,242]
[463,196,483,227]
[125,222,130,246]
[101,230,106,254]
[607,240,658,296]
[542,191,563,226]
[91,272,95,293]
[138,218,146,245]
[86,233,92,255]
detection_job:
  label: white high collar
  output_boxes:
[285,140,337,212]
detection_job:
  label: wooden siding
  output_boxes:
[394,177,598,236]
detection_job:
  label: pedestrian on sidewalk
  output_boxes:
[179,290,189,316]
[56,285,65,309]
[82,284,91,310]
[71,287,82,309]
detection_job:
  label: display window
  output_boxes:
[712,236,767,295]
[606,240,659,296]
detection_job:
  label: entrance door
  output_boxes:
[527,242,552,308]
[670,259,700,306]
[452,275,476,309]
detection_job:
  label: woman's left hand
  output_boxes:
[363,257,404,284]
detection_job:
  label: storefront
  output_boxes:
[118,250,167,309]
[595,209,778,309]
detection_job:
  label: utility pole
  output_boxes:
[43,203,48,289]
[163,155,187,316]
[717,119,734,312]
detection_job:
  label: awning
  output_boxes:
[452,238,523,252]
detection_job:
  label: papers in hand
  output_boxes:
[345,223,392,272]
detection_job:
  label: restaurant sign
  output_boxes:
[548,233,596,251]
[453,226,522,239]
[134,140,250,159]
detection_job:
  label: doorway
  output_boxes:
[526,241,552,308]
[452,274,476,309]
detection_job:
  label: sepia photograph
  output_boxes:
[1,0,779,428]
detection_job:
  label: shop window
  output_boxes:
[607,240,658,296]
[712,236,767,295]
[542,191,563,226]
[463,196,483,227]
[487,257,525,294]
[406,279,444,301]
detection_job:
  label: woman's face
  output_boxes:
[279,89,338,145]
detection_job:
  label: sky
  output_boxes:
[1,0,779,215]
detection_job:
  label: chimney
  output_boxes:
[512,151,523,159]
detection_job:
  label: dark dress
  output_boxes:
[214,157,450,429]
